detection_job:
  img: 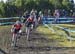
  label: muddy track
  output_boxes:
[8,31,75,54]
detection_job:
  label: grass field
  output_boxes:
[0,24,75,52]
[36,24,75,47]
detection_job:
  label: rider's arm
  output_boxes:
[11,25,15,32]
[12,25,15,29]
[25,18,29,24]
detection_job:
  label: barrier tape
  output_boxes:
[55,25,75,40]
[43,23,55,33]
[43,22,75,41]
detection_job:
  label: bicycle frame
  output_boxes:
[11,31,21,47]
[26,24,34,40]
[11,34,17,47]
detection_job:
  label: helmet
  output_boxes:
[15,21,21,24]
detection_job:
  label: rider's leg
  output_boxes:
[26,22,32,40]
[26,27,30,40]
[11,29,19,47]
[35,21,37,27]
[31,24,33,31]
[26,27,28,34]
[12,33,15,42]
[11,33,17,47]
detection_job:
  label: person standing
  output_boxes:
[54,9,60,23]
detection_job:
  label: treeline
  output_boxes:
[0,0,74,17]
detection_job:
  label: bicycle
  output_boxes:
[25,24,34,40]
[11,29,22,47]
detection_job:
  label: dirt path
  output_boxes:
[8,31,75,54]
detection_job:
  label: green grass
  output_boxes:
[36,24,75,47]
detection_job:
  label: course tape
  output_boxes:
[42,17,75,24]
[43,20,74,24]
[55,25,75,32]
[43,23,55,33]
[55,25,75,40]
[43,22,75,40]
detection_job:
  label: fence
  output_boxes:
[0,17,19,25]
[0,17,75,25]
[42,17,75,24]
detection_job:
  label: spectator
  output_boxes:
[62,9,68,17]
[53,9,60,23]
[48,9,51,17]
[38,11,43,24]
[70,10,73,17]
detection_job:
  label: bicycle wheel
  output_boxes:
[26,27,30,40]
[11,34,17,47]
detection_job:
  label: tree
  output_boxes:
[62,0,71,10]
[50,0,62,9]
[0,1,5,17]
[0,0,74,17]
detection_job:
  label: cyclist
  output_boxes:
[11,20,22,46]
[25,15,34,31]
[25,15,34,40]
[11,20,22,34]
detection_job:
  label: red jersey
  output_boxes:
[14,24,22,29]
[27,17,34,22]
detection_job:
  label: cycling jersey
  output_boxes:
[27,17,34,22]
[14,24,22,30]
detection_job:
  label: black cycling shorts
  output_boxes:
[14,29,20,34]
[26,22,33,27]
